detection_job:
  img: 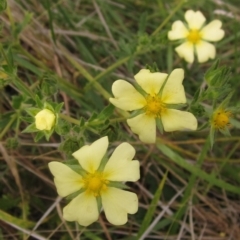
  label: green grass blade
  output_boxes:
[137,171,168,239]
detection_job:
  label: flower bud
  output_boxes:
[35,109,56,131]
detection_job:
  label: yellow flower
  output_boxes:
[212,108,231,130]
[48,136,139,226]
[109,69,198,143]
[35,109,56,130]
[168,10,224,63]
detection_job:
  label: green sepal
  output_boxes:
[43,102,55,112]
[165,103,187,110]
[25,108,40,117]
[129,109,144,119]
[44,129,54,141]
[22,123,38,133]
[156,118,163,134]
[65,164,86,176]
[96,196,102,213]
[65,189,85,200]
[134,82,147,97]
[34,131,45,142]
[97,154,109,172]
[219,127,231,137]
[107,181,129,189]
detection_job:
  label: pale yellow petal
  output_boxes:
[127,113,156,143]
[196,41,216,63]
[103,143,140,182]
[63,192,99,226]
[72,136,108,173]
[168,20,189,40]
[102,188,138,225]
[162,109,198,132]
[134,69,167,95]
[175,42,194,63]
[35,109,56,130]
[200,20,224,42]
[48,162,83,197]
[109,80,146,111]
[161,69,186,104]
[185,10,206,30]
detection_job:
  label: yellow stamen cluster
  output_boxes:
[83,172,108,196]
[187,29,202,44]
[145,95,166,117]
[212,109,231,130]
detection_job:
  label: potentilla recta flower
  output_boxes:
[35,109,56,131]
[109,69,198,143]
[168,10,225,63]
[48,136,139,226]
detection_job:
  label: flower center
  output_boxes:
[213,109,231,129]
[145,95,166,117]
[187,29,201,44]
[83,172,108,196]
